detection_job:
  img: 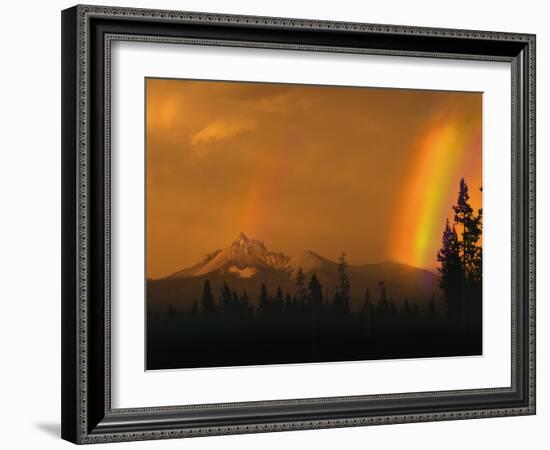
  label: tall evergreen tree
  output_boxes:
[426,295,438,323]
[240,290,253,319]
[220,281,233,318]
[201,279,216,317]
[337,252,350,300]
[166,304,176,318]
[231,290,241,315]
[362,288,373,336]
[402,298,412,318]
[443,179,483,329]
[377,281,390,313]
[307,274,323,357]
[471,189,483,283]
[437,219,464,323]
[308,274,324,308]
[284,293,294,317]
[258,282,270,319]
[333,252,351,316]
[363,288,371,308]
[466,187,483,330]
[190,300,199,318]
[295,267,307,305]
[273,286,284,319]
[453,178,482,279]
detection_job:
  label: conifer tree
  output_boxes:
[363,287,371,309]
[376,281,389,313]
[273,286,284,319]
[453,178,482,279]
[258,282,270,319]
[284,293,293,316]
[240,290,251,316]
[471,190,483,283]
[308,274,324,308]
[402,298,412,319]
[306,274,323,357]
[307,274,324,326]
[201,279,216,317]
[440,179,483,328]
[337,252,350,301]
[333,252,351,316]
[191,300,199,318]
[362,288,372,336]
[220,281,233,318]
[426,295,438,322]
[295,267,307,305]
[437,219,464,323]
[231,290,240,315]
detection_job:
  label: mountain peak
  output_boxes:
[234,231,250,243]
[290,249,330,273]
[167,233,289,278]
[231,232,267,251]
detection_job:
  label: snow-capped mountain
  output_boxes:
[148,233,440,312]
[289,249,335,274]
[167,232,291,278]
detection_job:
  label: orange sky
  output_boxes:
[146,78,482,278]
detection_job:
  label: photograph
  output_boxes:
[55,3,536,445]
[145,78,483,370]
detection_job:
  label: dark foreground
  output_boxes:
[147,312,482,370]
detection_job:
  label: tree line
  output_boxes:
[148,178,482,369]
[162,252,443,339]
[160,178,481,332]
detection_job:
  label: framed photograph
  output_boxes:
[61,5,536,444]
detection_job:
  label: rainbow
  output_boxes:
[238,139,293,239]
[235,105,482,272]
[390,112,482,270]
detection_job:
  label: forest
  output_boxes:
[147,178,482,370]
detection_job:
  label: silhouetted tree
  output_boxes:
[467,193,483,331]
[453,179,482,280]
[402,298,412,319]
[362,288,373,336]
[472,218,483,283]
[201,279,217,318]
[295,267,307,305]
[308,274,324,309]
[411,302,420,319]
[426,295,438,323]
[437,219,464,324]
[220,282,233,318]
[166,304,177,319]
[333,252,351,316]
[307,274,323,357]
[231,290,241,316]
[284,293,293,316]
[258,282,270,319]
[240,290,253,318]
[273,286,284,319]
[375,281,394,330]
[377,281,389,309]
[438,179,483,330]
[191,300,199,318]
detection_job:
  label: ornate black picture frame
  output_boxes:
[61,4,536,444]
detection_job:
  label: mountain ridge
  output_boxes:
[147,233,441,312]
[161,232,437,280]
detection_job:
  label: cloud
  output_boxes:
[247,92,312,114]
[190,118,256,146]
